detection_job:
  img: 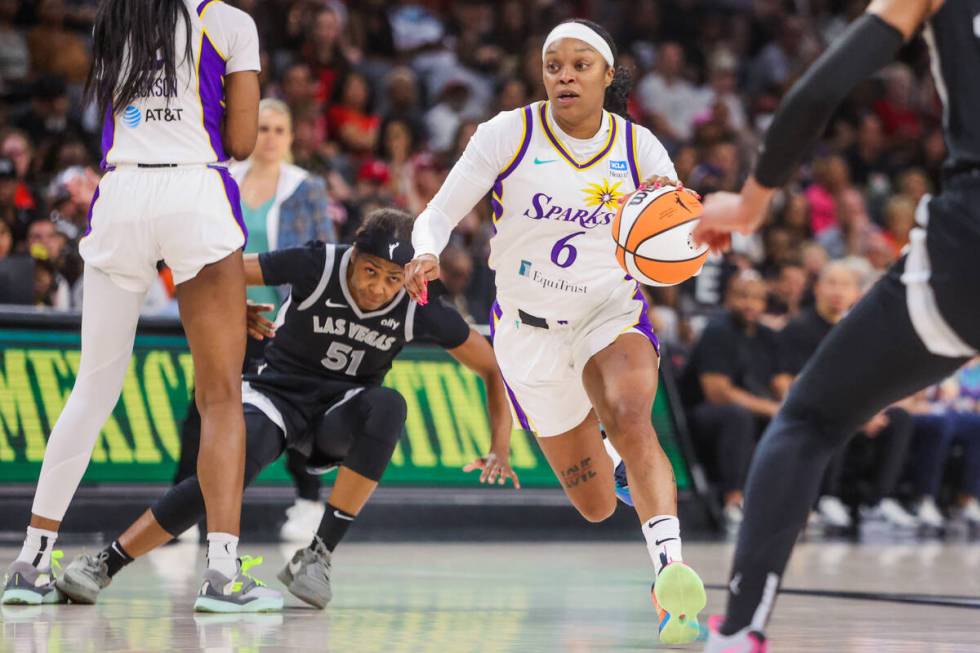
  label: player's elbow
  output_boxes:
[225,136,256,162]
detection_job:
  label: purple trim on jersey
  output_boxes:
[489,301,533,432]
[540,102,617,170]
[82,185,101,238]
[631,287,661,356]
[625,120,640,187]
[198,33,228,161]
[196,0,216,15]
[488,107,532,235]
[209,164,248,246]
[99,105,115,170]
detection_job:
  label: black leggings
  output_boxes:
[153,387,407,536]
[722,269,969,634]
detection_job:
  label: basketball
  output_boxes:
[611,186,709,287]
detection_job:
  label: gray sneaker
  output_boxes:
[56,552,112,604]
[277,537,332,609]
[193,556,283,613]
[2,558,67,605]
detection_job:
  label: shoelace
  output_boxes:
[238,555,266,587]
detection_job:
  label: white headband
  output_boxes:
[542,22,614,68]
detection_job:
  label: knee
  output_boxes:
[601,399,654,443]
[363,387,407,441]
[574,493,618,523]
[195,379,242,412]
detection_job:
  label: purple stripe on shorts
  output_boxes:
[99,105,115,170]
[632,287,661,356]
[210,164,248,247]
[198,33,227,161]
[625,121,640,187]
[488,301,533,432]
[82,185,101,238]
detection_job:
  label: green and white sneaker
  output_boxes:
[2,552,67,605]
[56,551,112,604]
[277,536,332,609]
[652,561,707,645]
[193,556,283,613]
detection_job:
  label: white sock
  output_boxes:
[206,532,239,578]
[16,526,59,569]
[642,515,683,576]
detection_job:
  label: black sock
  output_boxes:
[103,540,134,578]
[312,504,355,552]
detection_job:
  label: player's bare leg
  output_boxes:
[584,332,706,644]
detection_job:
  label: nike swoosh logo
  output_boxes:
[533,157,557,165]
[324,300,346,308]
[655,537,677,546]
[334,510,354,521]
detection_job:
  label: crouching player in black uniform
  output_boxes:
[53,209,516,612]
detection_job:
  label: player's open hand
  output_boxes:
[693,177,776,252]
[463,450,521,488]
[246,301,276,340]
[405,254,440,304]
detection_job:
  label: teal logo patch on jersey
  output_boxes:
[519,260,532,276]
[533,157,557,165]
[122,105,142,128]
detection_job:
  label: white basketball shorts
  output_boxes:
[490,281,660,437]
[79,164,246,293]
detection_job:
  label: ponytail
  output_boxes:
[86,0,193,113]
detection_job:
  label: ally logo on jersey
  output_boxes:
[521,178,624,229]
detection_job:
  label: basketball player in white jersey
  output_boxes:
[2,0,282,612]
[405,19,706,645]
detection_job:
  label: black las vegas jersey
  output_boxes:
[243,242,470,439]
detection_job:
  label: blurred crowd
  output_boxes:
[0,0,975,532]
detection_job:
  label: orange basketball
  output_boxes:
[611,185,709,286]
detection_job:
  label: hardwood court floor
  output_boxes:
[2,541,978,652]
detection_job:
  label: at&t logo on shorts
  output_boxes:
[122,105,142,128]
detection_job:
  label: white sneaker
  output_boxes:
[916,497,945,529]
[816,496,852,529]
[862,498,919,529]
[959,498,980,526]
[279,499,325,543]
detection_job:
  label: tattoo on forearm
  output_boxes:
[560,457,597,488]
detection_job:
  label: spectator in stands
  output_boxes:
[845,114,892,189]
[2,130,38,218]
[761,261,807,331]
[304,4,351,106]
[438,245,476,324]
[26,0,91,86]
[774,262,917,530]
[906,361,980,530]
[881,195,915,258]
[817,188,879,260]
[682,271,780,527]
[0,0,29,84]
[694,49,746,132]
[26,217,72,308]
[689,140,740,195]
[379,117,417,209]
[328,71,380,156]
[805,154,852,235]
[637,42,700,144]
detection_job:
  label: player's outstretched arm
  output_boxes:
[694,0,940,247]
[243,253,265,286]
[448,329,520,488]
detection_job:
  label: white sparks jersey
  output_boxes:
[486,101,675,322]
[99,0,260,167]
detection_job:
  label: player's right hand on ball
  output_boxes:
[246,301,277,340]
[405,254,440,304]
